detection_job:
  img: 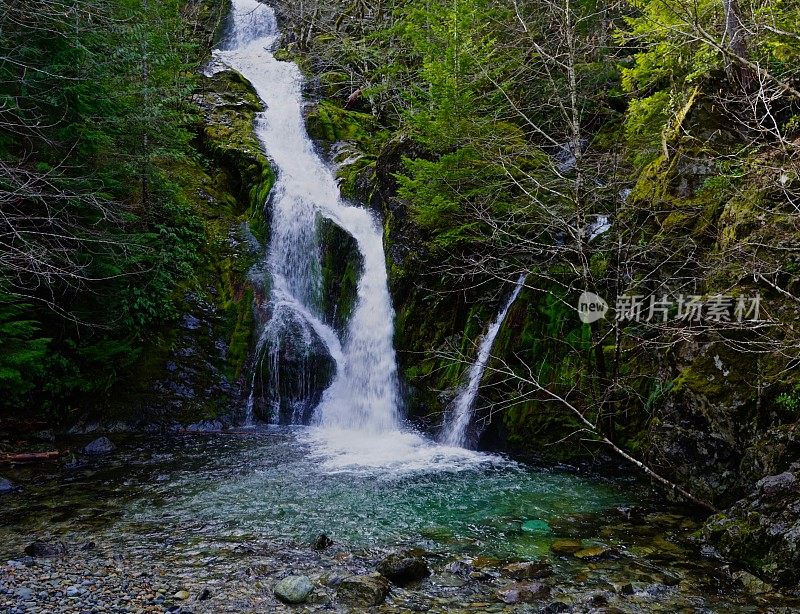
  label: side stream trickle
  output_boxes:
[439,275,527,447]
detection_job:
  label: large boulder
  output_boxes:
[252,309,336,424]
[703,468,800,588]
[336,574,389,607]
[274,575,314,604]
[80,437,116,455]
[377,551,430,585]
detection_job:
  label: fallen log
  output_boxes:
[0,450,62,464]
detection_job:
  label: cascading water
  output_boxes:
[439,275,527,448]
[212,0,400,433]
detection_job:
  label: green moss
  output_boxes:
[226,288,255,379]
[307,100,376,145]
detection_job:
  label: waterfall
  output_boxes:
[213,0,400,432]
[440,275,527,448]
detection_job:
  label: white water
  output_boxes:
[440,275,527,447]
[213,0,400,434]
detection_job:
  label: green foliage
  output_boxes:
[0,0,218,415]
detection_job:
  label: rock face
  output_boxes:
[703,467,800,588]
[80,437,116,455]
[377,551,430,585]
[251,314,336,424]
[336,574,389,606]
[274,575,314,604]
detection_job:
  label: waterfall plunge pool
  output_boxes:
[1,428,788,612]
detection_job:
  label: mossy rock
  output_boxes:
[306,100,375,146]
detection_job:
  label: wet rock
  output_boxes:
[24,541,67,558]
[184,420,223,432]
[550,539,583,555]
[540,602,570,613]
[0,477,16,494]
[471,555,501,568]
[732,570,773,595]
[573,545,616,560]
[495,581,550,604]
[182,314,201,330]
[445,560,473,576]
[274,575,313,604]
[433,572,466,588]
[501,560,552,579]
[311,533,333,550]
[336,574,389,606]
[81,436,116,455]
[68,421,100,435]
[174,590,190,600]
[756,471,797,498]
[377,551,430,585]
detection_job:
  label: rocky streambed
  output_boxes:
[1,429,797,613]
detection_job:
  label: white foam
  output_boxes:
[302,427,511,475]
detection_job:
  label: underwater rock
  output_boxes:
[377,551,430,585]
[550,539,583,555]
[336,574,389,606]
[501,560,552,579]
[274,575,314,604]
[81,437,116,455]
[573,545,616,560]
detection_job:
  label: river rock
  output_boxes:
[550,539,583,555]
[573,545,616,560]
[274,575,314,604]
[336,574,389,606]
[0,477,16,493]
[496,581,551,604]
[311,533,333,550]
[24,540,67,558]
[501,560,551,579]
[185,420,224,432]
[81,436,116,455]
[377,551,430,585]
